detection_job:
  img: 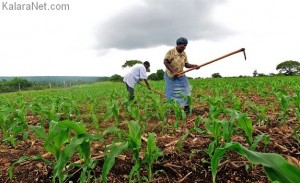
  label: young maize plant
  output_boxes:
[104,99,120,123]
[177,116,204,152]
[211,142,300,183]
[142,132,163,183]
[101,120,163,183]
[9,120,99,183]
[226,109,270,151]
[101,120,142,182]
[0,106,28,147]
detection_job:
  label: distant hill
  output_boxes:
[0,76,109,83]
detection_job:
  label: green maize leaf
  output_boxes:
[221,120,230,142]
[57,120,87,135]
[236,114,253,144]
[146,133,156,154]
[250,133,269,151]
[128,121,141,149]
[29,125,47,140]
[78,140,91,164]
[8,156,30,180]
[101,126,122,138]
[129,162,140,182]
[293,125,300,142]
[145,133,162,163]
[211,142,300,183]
[53,136,85,182]
[144,132,163,182]
[177,132,190,152]
[102,142,128,183]
[80,166,88,183]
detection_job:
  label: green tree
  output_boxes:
[156,69,164,80]
[121,60,142,69]
[276,60,300,76]
[257,73,267,77]
[9,78,32,88]
[212,73,222,78]
[109,74,123,82]
[122,60,150,72]
[148,69,164,81]
[148,73,158,80]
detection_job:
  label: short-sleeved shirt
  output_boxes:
[123,64,147,88]
[164,48,188,77]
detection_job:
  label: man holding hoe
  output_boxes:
[164,37,200,112]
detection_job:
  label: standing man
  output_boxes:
[123,61,151,101]
[163,37,200,111]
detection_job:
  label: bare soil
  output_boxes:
[1,106,300,183]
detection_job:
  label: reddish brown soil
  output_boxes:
[1,107,300,183]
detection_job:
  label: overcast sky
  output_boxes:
[0,0,300,78]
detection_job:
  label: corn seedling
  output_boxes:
[177,116,204,152]
[104,99,120,123]
[170,100,186,130]
[0,107,28,147]
[293,125,300,143]
[102,120,143,182]
[142,132,163,183]
[211,142,300,183]
[9,120,99,183]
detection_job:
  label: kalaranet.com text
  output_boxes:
[1,2,69,11]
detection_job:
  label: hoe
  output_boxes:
[141,48,247,96]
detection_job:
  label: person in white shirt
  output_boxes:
[123,61,151,101]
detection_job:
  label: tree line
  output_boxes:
[1,60,299,92]
[109,60,300,81]
[0,77,109,93]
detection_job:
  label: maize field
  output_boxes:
[0,76,300,183]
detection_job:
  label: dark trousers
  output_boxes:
[125,83,135,101]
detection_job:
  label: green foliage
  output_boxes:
[212,73,222,78]
[156,69,164,80]
[143,133,163,182]
[121,60,143,68]
[102,121,163,183]
[0,103,28,146]
[276,60,300,76]
[9,120,99,183]
[257,73,268,77]
[293,125,300,143]
[148,69,164,81]
[109,74,123,82]
[3,77,300,182]
[102,120,143,183]
[148,73,158,80]
[211,142,300,183]
[102,142,129,183]
[0,77,33,92]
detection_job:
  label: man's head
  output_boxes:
[143,61,150,70]
[176,37,188,53]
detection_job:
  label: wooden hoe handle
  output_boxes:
[178,48,246,75]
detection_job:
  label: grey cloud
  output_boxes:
[96,0,232,50]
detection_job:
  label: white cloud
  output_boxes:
[0,0,300,77]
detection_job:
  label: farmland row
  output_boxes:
[0,76,300,182]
